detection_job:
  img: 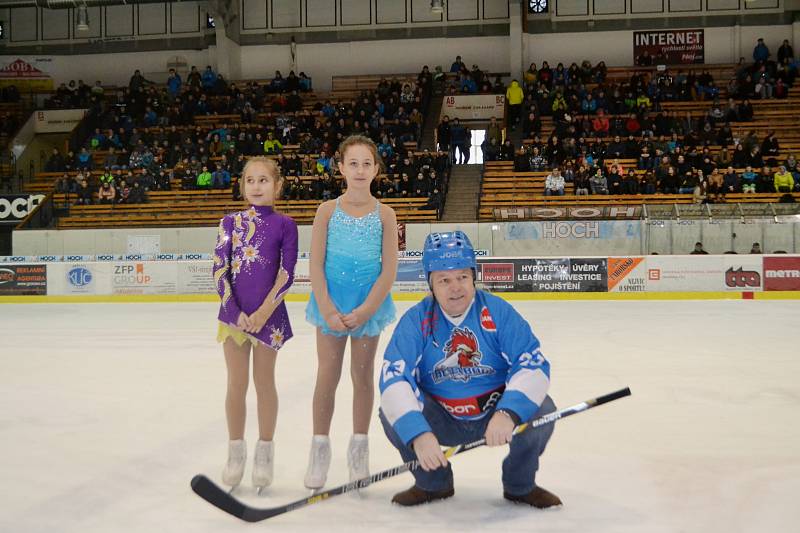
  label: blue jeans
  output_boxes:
[379,394,557,496]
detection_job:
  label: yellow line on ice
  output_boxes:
[3,291,799,304]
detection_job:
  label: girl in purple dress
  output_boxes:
[212,156,298,491]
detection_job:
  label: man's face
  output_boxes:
[430,268,475,317]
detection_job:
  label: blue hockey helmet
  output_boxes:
[422,231,477,280]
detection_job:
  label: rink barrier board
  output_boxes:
[1,254,799,302]
[2,291,800,304]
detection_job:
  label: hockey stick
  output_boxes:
[191,387,631,522]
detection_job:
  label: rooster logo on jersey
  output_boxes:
[432,327,495,384]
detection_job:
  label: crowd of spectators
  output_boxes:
[472,39,799,202]
[45,63,449,213]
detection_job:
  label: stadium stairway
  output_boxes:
[441,163,482,222]
[420,96,444,150]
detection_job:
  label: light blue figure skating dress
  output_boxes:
[305,198,396,337]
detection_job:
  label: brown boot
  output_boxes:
[391,484,455,506]
[504,486,562,509]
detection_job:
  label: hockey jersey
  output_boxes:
[379,290,551,446]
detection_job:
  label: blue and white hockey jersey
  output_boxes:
[379,290,551,446]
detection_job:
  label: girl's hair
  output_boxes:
[338,134,385,173]
[239,156,284,205]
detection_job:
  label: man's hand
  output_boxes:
[412,432,448,471]
[484,410,516,447]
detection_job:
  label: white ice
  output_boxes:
[1,299,798,533]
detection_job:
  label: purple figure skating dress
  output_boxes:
[213,205,298,350]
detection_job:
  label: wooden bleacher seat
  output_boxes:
[53,194,437,229]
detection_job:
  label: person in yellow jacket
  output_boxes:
[505,80,524,130]
[774,166,795,192]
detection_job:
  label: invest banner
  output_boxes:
[633,29,704,65]
[479,258,607,292]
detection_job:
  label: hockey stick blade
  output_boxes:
[191,387,631,522]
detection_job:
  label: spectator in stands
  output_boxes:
[740,166,757,193]
[690,242,709,254]
[450,118,470,165]
[761,131,780,161]
[212,164,231,189]
[55,173,75,194]
[201,66,217,90]
[483,137,501,162]
[756,166,774,193]
[723,166,740,195]
[777,39,794,64]
[197,165,213,189]
[44,148,66,172]
[486,116,502,146]
[574,165,590,195]
[753,38,770,64]
[167,68,182,99]
[128,180,147,204]
[623,169,640,195]
[128,70,152,93]
[506,80,524,130]
[544,167,565,196]
[499,139,515,162]
[706,169,723,202]
[589,168,608,195]
[299,72,313,92]
[450,55,466,73]
[263,131,283,155]
[774,165,795,192]
[693,177,708,204]
[98,181,115,204]
[74,176,93,205]
[116,178,131,203]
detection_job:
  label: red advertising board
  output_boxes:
[633,29,704,65]
[763,257,800,291]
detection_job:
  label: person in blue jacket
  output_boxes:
[379,231,561,508]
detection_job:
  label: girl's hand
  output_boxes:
[324,311,348,332]
[246,309,270,334]
[341,307,368,330]
[236,312,252,331]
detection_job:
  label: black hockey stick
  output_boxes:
[191,387,631,522]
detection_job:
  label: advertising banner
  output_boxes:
[111,262,177,295]
[607,257,647,293]
[722,256,762,292]
[0,264,47,295]
[763,256,800,291]
[645,255,724,292]
[0,58,54,91]
[498,258,607,292]
[46,262,112,295]
[441,94,505,121]
[492,205,643,221]
[177,261,215,295]
[633,29,704,65]
[33,109,88,134]
[0,194,45,224]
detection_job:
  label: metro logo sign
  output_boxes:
[763,257,800,291]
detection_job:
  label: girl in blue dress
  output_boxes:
[304,135,398,488]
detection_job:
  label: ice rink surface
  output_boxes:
[1,299,798,533]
